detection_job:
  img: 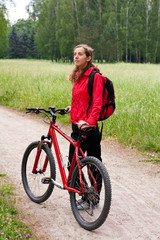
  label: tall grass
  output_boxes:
[0,59,159,152]
[100,63,160,152]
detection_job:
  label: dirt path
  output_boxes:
[0,106,160,240]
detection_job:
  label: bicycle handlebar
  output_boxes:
[26,107,95,132]
[26,107,69,117]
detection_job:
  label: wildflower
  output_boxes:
[4,221,7,224]
[0,232,4,235]
[20,228,22,231]
[25,233,31,238]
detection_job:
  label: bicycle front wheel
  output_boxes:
[21,141,56,203]
[70,156,111,231]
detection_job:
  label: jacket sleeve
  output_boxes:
[87,73,103,125]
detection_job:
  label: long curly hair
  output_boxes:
[69,44,101,84]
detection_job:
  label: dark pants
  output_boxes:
[68,123,102,165]
[68,123,102,195]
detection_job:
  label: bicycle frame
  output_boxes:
[33,119,86,194]
[22,107,112,231]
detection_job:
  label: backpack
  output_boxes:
[87,71,115,121]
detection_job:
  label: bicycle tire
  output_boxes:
[21,141,56,203]
[70,156,111,231]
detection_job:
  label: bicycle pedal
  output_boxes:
[41,177,51,184]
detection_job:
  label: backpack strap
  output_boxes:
[87,70,96,115]
[87,70,103,141]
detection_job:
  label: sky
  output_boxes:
[6,0,31,24]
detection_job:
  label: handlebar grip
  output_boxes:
[26,107,40,114]
[26,107,37,111]
[26,107,32,111]
[80,124,95,131]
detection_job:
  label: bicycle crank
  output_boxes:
[41,177,64,189]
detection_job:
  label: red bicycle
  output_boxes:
[21,107,111,231]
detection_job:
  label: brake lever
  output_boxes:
[61,109,69,115]
[58,108,69,115]
[35,109,40,114]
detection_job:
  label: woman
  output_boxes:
[67,44,103,165]
[67,45,103,210]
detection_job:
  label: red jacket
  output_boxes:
[70,67,103,125]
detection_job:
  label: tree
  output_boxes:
[145,0,150,62]
[149,0,160,63]
[2,0,160,62]
[26,0,45,21]
[55,0,76,60]
[8,26,19,58]
[35,0,59,61]
[29,30,39,58]
[8,19,38,58]
[19,29,29,58]
[0,3,8,57]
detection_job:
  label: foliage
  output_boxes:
[0,3,8,57]
[0,0,160,62]
[0,173,37,239]
[26,0,45,21]
[8,19,39,59]
[35,0,59,61]
[34,0,160,63]
[140,153,160,163]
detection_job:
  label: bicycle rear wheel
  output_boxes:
[70,156,111,231]
[21,141,56,203]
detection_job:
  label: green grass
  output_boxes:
[140,153,160,164]
[0,173,36,239]
[0,59,159,152]
[100,63,160,152]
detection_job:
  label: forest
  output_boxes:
[0,0,160,63]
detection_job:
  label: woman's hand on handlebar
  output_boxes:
[66,106,71,113]
[77,120,88,129]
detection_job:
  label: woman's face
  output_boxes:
[74,47,91,69]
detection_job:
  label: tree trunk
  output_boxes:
[115,0,119,62]
[136,45,138,63]
[98,0,103,61]
[154,1,160,63]
[126,1,129,62]
[83,0,88,12]
[74,0,80,37]
[145,0,149,63]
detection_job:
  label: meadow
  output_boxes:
[0,59,159,153]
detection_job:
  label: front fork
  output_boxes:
[32,135,51,174]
